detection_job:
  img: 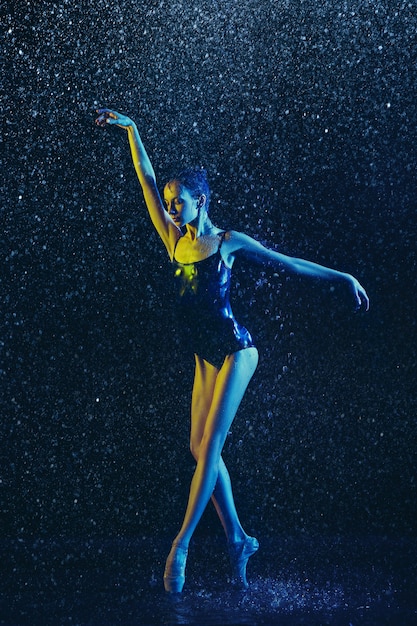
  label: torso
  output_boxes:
[171,231,254,368]
[173,231,233,267]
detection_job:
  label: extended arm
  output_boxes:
[223,231,370,311]
[95,109,180,256]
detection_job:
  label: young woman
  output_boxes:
[95,108,369,593]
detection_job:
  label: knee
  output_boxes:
[190,438,200,461]
[190,433,221,464]
[196,432,222,467]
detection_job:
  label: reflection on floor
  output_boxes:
[2,534,416,625]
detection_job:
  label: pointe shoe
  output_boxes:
[228,536,259,588]
[163,542,188,593]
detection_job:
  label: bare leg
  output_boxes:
[163,348,259,592]
[190,355,248,544]
[175,347,258,546]
[213,460,245,542]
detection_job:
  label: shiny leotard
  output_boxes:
[173,231,255,369]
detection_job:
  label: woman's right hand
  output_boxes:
[95,108,135,130]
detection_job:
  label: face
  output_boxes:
[163,181,200,228]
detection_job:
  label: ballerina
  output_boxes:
[95,108,369,592]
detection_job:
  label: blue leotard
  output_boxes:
[172,232,255,368]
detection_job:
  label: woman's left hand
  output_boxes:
[347,275,370,311]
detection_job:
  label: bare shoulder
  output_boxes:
[221,229,286,268]
[220,230,263,266]
[222,230,262,253]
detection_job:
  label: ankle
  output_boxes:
[228,533,247,546]
[172,540,189,551]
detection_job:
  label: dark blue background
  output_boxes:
[2,1,417,622]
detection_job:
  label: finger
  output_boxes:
[95,112,119,127]
[356,291,370,312]
[360,289,370,311]
[96,109,118,123]
[95,114,108,126]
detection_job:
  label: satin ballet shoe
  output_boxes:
[228,535,259,588]
[163,542,188,593]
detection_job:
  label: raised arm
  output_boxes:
[223,231,370,311]
[95,109,180,257]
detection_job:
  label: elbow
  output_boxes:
[139,171,157,189]
[282,258,299,275]
[144,173,157,187]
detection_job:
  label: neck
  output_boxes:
[186,212,215,240]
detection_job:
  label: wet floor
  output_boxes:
[2,534,416,625]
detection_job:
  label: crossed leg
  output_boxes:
[163,347,259,591]
[173,347,258,547]
[189,353,254,543]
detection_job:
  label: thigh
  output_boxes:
[190,355,219,455]
[201,347,259,455]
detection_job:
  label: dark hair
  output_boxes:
[168,167,211,212]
